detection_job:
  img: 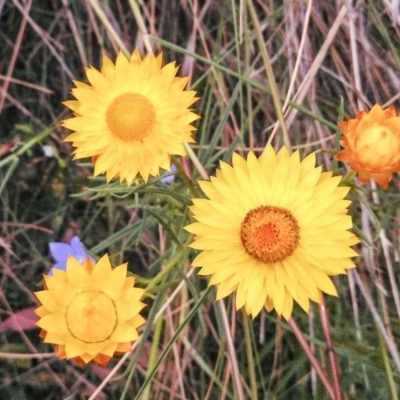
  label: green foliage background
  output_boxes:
[1,0,400,399]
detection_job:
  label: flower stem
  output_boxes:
[378,329,399,400]
[247,0,291,151]
[217,300,245,400]
[141,315,164,399]
[145,242,191,291]
[319,299,341,400]
[184,142,209,180]
[0,126,53,169]
[242,310,257,399]
[87,0,129,56]
[288,317,335,399]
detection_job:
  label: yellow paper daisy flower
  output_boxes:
[336,104,400,189]
[186,145,359,320]
[63,49,199,184]
[35,254,146,365]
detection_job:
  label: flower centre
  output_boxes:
[66,291,117,343]
[106,93,156,142]
[355,124,400,167]
[357,124,393,147]
[240,205,300,264]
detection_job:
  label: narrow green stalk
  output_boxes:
[0,156,18,196]
[0,126,53,169]
[378,330,398,400]
[242,310,257,399]
[86,0,129,55]
[133,286,213,400]
[142,315,164,399]
[217,300,245,400]
[127,0,153,55]
[184,142,209,180]
[246,0,291,151]
[145,241,191,291]
[182,337,234,398]
[230,0,245,138]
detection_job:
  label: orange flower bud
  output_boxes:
[336,104,400,188]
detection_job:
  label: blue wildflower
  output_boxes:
[48,236,94,275]
[160,164,176,184]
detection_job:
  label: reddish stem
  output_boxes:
[288,317,335,399]
[319,300,341,400]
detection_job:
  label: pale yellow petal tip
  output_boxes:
[35,253,145,366]
[62,48,199,186]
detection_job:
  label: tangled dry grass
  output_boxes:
[1,1,400,399]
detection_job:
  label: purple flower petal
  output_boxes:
[69,237,94,263]
[160,164,176,184]
[48,242,72,264]
[48,236,94,275]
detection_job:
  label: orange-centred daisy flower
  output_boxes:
[63,49,199,184]
[35,254,146,365]
[186,145,359,320]
[336,103,400,188]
